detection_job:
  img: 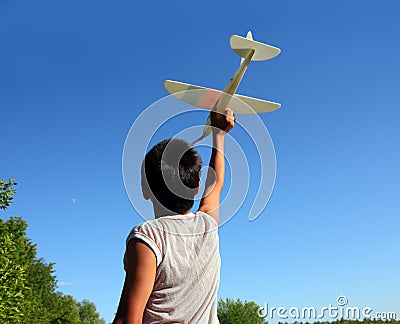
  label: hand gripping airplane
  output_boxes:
[164,31,281,145]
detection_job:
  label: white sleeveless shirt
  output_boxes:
[125,211,220,323]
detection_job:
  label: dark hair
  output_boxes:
[142,138,202,214]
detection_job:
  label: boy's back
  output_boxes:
[125,211,220,323]
[113,109,234,324]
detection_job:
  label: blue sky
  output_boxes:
[1,0,399,322]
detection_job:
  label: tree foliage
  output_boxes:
[0,178,17,211]
[0,181,106,323]
[0,216,106,323]
[217,298,267,324]
[78,300,106,324]
[0,229,28,322]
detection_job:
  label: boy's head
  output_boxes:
[142,138,202,215]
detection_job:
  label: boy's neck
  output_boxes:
[152,203,191,219]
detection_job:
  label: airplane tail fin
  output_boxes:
[240,31,253,64]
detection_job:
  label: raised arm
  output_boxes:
[198,108,235,225]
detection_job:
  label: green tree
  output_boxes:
[78,299,107,324]
[0,180,106,323]
[49,293,81,324]
[0,216,107,323]
[0,230,29,322]
[0,216,56,322]
[217,298,267,324]
[0,178,17,211]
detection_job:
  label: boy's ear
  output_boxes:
[194,181,200,196]
[141,163,151,200]
[142,181,151,200]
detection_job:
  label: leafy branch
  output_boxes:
[0,178,17,211]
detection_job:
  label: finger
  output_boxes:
[225,108,234,118]
[225,109,235,126]
[225,122,234,133]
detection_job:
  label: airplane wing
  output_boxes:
[164,80,281,114]
[232,93,281,113]
[164,80,220,110]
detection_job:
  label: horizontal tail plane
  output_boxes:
[230,32,281,62]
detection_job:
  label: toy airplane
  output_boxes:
[164,31,281,145]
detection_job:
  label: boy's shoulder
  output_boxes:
[194,210,219,227]
[128,211,218,238]
[154,211,219,230]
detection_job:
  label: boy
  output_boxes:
[113,108,235,323]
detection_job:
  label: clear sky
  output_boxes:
[1,0,399,323]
